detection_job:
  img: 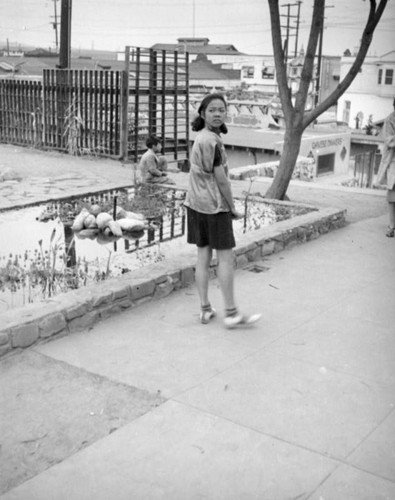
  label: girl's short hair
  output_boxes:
[191,93,228,134]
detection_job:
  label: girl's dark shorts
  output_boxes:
[186,207,235,250]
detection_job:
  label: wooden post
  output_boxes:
[120,46,130,161]
[59,0,72,69]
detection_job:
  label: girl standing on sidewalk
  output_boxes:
[184,93,261,328]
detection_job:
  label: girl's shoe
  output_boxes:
[224,313,261,329]
[386,226,395,238]
[200,308,217,324]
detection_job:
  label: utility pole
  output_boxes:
[59,0,72,68]
[280,2,302,64]
[294,1,302,57]
[50,0,60,53]
[314,3,334,106]
[192,0,196,37]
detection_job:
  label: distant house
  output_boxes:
[0,52,124,78]
[151,37,242,63]
[25,48,58,58]
[337,50,395,128]
[189,54,240,93]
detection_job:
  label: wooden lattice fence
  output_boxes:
[42,69,124,156]
[0,79,43,147]
[0,47,190,165]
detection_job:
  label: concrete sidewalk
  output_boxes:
[1,212,394,499]
[1,145,394,498]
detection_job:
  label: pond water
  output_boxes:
[0,188,316,312]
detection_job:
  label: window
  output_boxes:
[342,100,351,124]
[378,68,382,84]
[317,153,335,175]
[385,69,393,85]
[242,66,254,79]
[261,66,275,79]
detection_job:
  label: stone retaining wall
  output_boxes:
[230,156,315,182]
[0,205,346,358]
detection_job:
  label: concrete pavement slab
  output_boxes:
[266,313,395,385]
[175,349,394,460]
[346,411,395,482]
[35,296,267,399]
[0,400,339,500]
[309,464,395,499]
[336,278,395,331]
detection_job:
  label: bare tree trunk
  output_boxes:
[265,0,388,200]
[265,123,304,200]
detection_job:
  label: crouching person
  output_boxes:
[139,135,173,184]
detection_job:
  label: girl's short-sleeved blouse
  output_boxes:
[184,128,230,214]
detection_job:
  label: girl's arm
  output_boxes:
[214,165,243,219]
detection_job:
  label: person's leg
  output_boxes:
[196,246,216,323]
[216,249,236,310]
[216,248,261,329]
[389,202,395,226]
[387,201,395,237]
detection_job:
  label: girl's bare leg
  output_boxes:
[196,246,212,307]
[216,249,236,310]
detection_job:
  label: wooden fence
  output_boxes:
[42,69,124,156]
[0,47,190,165]
[0,79,43,147]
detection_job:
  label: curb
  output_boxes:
[0,205,346,359]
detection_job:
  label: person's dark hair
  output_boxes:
[146,135,161,149]
[191,93,228,134]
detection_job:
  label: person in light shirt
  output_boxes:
[375,98,395,237]
[184,93,261,328]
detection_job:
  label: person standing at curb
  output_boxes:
[184,93,261,328]
[375,98,395,237]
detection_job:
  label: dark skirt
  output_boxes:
[186,207,235,250]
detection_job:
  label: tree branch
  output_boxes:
[302,0,388,129]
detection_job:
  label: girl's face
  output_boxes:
[202,98,227,130]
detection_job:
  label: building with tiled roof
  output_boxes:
[0,54,125,78]
[189,54,241,92]
[151,38,242,59]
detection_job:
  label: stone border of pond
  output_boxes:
[0,202,346,359]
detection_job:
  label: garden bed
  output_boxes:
[0,188,315,312]
[0,194,346,358]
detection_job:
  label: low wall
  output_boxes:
[0,204,346,358]
[230,156,315,182]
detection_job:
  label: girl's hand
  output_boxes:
[231,209,244,220]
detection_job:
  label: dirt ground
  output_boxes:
[0,349,164,495]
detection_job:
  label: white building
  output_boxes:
[337,50,395,128]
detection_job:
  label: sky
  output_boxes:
[1,0,395,57]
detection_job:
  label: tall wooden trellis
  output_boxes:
[124,46,189,167]
[0,46,189,166]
